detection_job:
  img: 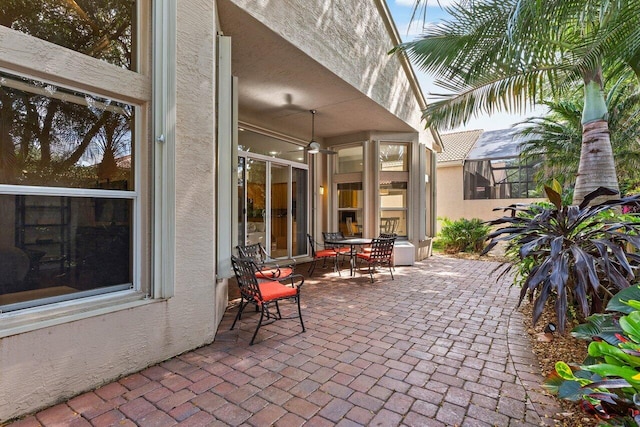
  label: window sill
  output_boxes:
[0,290,159,339]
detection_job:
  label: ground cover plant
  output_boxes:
[483,184,640,333]
[544,285,640,426]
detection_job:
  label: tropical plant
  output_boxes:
[544,285,640,425]
[438,217,490,254]
[392,0,640,204]
[483,183,640,332]
[518,76,640,191]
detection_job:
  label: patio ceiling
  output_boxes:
[217,0,419,146]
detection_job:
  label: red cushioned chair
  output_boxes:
[230,255,305,345]
[322,231,352,267]
[356,237,395,282]
[307,234,340,276]
[236,242,295,280]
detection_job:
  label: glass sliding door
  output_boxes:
[292,167,308,256]
[245,159,267,247]
[271,164,289,257]
[237,157,246,247]
[238,153,308,259]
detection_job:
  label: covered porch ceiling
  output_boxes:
[217,0,420,146]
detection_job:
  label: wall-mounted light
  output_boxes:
[319,186,325,195]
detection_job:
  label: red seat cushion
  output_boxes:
[356,252,372,261]
[315,249,337,258]
[255,267,293,280]
[257,280,298,302]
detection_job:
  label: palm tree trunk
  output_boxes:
[573,67,619,204]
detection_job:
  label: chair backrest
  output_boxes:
[379,233,397,239]
[381,217,400,234]
[230,256,262,302]
[237,243,267,265]
[307,234,317,258]
[369,237,395,261]
[322,231,345,250]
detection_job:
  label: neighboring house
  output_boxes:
[0,0,441,420]
[436,128,543,231]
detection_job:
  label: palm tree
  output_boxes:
[392,0,640,204]
[519,76,640,193]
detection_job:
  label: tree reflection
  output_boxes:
[0,0,135,69]
[0,1,135,189]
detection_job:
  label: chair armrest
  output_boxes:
[276,274,305,289]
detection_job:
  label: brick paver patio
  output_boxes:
[7,255,561,426]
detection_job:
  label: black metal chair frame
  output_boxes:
[356,237,395,282]
[236,242,296,280]
[307,234,340,276]
[230,255,305,345]
[322,231,352,266]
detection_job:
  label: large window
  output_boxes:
[337,182,363,236]
[337,146,363,173]
[1,0,137,70]
[379,143,408,237]
[0,1,148,312]
[379,182,407,236]
[335,145,364,236]
[380,143,407,172]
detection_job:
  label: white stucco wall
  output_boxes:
[0,2,222,421]
[229,0,424,134]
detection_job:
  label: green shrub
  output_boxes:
[438,217,490,254]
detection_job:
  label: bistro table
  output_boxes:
[324,237,372,276]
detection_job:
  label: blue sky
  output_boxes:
[385,0,540,132]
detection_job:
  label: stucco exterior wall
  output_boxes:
[0,2,221,421]
[229,0,423,132]
[436,164,542,232]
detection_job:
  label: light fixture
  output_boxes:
[303,110,337,155]
[308,141,320,154]
[319,186,325,195]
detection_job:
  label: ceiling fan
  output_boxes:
[304,110,336,155]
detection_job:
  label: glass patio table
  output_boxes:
[323,237,372,276]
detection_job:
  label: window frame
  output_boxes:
[0,0,174,337]
[378,142,410,238]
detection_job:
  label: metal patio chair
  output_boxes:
[230,255,305,345]
[356,236,395,282]
[236,242,295,280]
[307,234,340,276]
[322,231,352,266]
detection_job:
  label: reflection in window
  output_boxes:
[464,158,538,200]
[0,71,134,190]
[238,129,307,163]
[337,146,363,173]
[380,182,407,236]
[380,143,408,171]
[0,194,132,312]
[0,0,136,70]
[337,182,363,236]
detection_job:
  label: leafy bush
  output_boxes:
[544,285,640,426]
[438,217,490,254]
[483,185,640,333]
